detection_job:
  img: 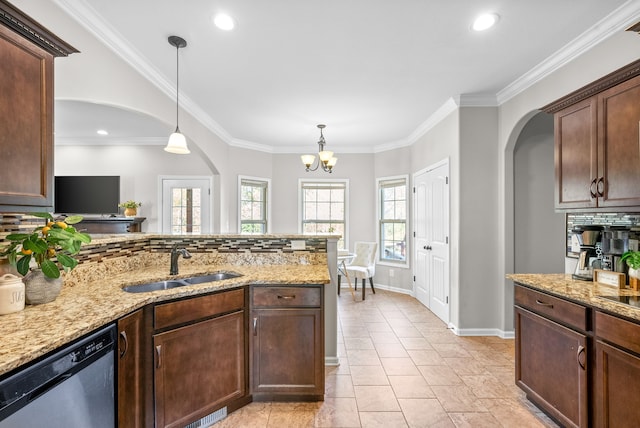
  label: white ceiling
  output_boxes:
[53,0,638,153]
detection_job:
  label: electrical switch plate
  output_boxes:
[291,240,306,250]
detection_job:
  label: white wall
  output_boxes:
[514,112,565,275]
[54,145,213,232]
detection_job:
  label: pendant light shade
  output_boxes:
[165,35,190,154]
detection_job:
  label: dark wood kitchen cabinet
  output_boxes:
[117,308,148,428]
[514,285,589,427]
[594,311,640,428]
[152,288,248,428]
[250,285,324,401]
[0,1,77,212]
[544,59,640,210]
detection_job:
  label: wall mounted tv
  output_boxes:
[54,176,120,215]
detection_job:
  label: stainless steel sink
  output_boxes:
[122,272,242,293]
[183,272,242,284]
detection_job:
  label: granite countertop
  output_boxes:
[508,273,640,323]
[0,255,331,377]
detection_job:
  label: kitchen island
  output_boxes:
[0,234,335,427]
[509,273,640,428]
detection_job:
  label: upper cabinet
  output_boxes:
[543,60,640,211]
[0,1,77,213]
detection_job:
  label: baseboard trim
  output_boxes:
[325,356,340,366]
[449,325,515,339]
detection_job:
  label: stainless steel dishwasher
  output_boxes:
[0,323,116,427]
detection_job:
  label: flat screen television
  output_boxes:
[54,176,120,215]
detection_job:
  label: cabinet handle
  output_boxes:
[156,345,162,369]
[277,295,296,300]
[119,331,128,359]
[577,345,586,370]
[253,317,258,336]
[535,299,553,308]
[590,178,597,198]
[597,177,605,197]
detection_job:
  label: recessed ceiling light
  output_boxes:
[472,13,499,31]
[97,129,109,136]
[213,13,235,31]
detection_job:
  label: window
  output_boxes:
[300,180,347,249]
[378,176,408,265]
[239,176,270,234]
[171,187,202,234]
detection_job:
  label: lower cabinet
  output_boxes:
[152,288,247,428]
[594,311,640,428]
[514,284,589,428]
[250,285,324,401]
[117,308,147,428]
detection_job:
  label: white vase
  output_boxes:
[630,267,640,279]
[23,269,62,305]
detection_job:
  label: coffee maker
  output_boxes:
[600,226,630,272]
[572,225,603,281]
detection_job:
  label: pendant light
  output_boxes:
[164,35,190,154]
[301,124,338,173]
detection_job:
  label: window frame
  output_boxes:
[238,175,271,234]
[298,178,349,250]
[377,175,409,267]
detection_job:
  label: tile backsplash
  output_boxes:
[566,212,640,257]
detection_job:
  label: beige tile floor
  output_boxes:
[212,290,559,428]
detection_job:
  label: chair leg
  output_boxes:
[337,274,341,296]
[362,279,366,300]
[369,277,375,294]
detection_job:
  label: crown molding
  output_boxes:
[497,0,640,104]
[55,136,167,146]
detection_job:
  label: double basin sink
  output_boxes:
[123,272,242,293]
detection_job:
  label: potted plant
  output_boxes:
[119,200,142,217]
[621,250,640,291]
[0,213,91,304]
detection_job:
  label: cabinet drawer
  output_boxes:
[595,311,640,355]
[154,288,244,330]
[514,285,588,331]
[252,286,321,308]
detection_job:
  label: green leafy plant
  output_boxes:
[118,200,142,209]
[0,213,91,279]
[621,250,640,270]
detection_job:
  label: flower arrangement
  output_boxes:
[118,200,142,209]
[0,213,91,279]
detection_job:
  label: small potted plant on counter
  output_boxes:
[119,200,142,217]
[0,213,91,304]
[621,250,640,290]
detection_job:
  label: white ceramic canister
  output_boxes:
[0,273,26,315]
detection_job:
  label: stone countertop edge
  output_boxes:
[508,273,640,323]
[0,263,331,377]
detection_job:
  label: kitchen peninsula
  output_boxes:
[509,273,640,428]
[0,233,336,428]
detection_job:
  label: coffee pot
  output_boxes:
[572,225,603,281]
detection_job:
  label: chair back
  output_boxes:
[351,242,377,268]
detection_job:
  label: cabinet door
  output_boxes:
[515,307,588,428]
[554,97,598,209]
[597,75,640,207]
[118,309,146,428]
[251,308,323,399]
[154,311,245,428]
[0,25,54,211]
[595,340,640,428]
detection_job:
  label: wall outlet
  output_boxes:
[291,240,306,250]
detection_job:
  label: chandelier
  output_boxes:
[301,124,338,173]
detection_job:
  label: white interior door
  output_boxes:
[413,160,450,323]
[161,177,211,234]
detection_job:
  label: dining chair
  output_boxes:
[343,241,377,300]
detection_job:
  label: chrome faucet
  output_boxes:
[169,245,192,275]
